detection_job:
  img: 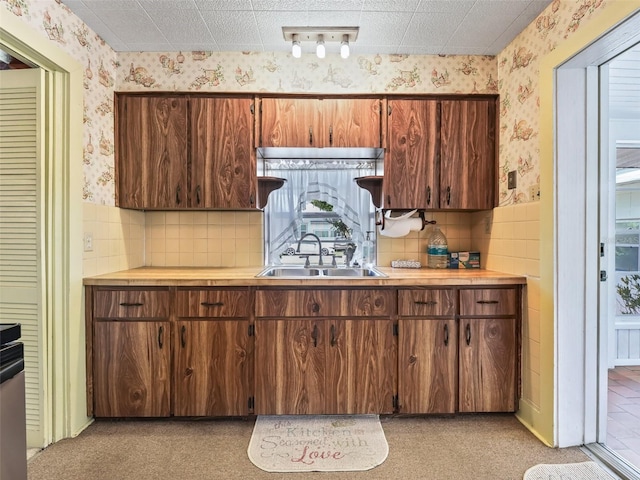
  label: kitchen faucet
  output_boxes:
[297,233,324,266]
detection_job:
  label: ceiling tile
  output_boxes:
[356,11,413,46]
[193,0,254,9]
[138,0,198,10]
[402,12,459,47]
[362,0,419,12]
[415,0,475,14]
[97,11,167,44]
[255,11,310,45]
[147,9,215,45]
[199,10,261,45]
[304,0,365,10]
[306,10,362,27]
[251,0,307,11]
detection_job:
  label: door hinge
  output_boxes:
[248,396,255,411]
[600,242,605,257]
[600,270,607,282]
[248,324,255,336]
[393,323,398,336]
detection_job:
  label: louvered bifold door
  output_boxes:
[0,68,46,447]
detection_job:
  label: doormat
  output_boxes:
[524,461,617,480]
[247,415,388,472]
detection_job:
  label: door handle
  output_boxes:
[181,325,186,348]
[312,324,319,347]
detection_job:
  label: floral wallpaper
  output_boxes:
[3,0,612,207]
[3,0,118,205]
[497,0,608,205]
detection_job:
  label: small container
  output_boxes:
[362,231,374,266]
[427,226,448,269]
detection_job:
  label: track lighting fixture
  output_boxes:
[282,27,359,59]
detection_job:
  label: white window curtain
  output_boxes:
[264,161,376,265]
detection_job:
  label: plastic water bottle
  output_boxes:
[362,231,374,266]
[427,226,448,269]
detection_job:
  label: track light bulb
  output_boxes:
[340,34,349,59]
[316,34,325,59]
[291,34,301,58]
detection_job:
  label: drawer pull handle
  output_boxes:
[181,325,186,348]
[446,186,451,205]
[201,302,224,307]
[330,324,336,347]
[415,300,437,306]
[312,324,319,347]
[119,302,143,307]
[444,324,449,346]
[309,126,313,145]
[195,185,201,205]
[329,125,333,146]
[176,184,182,205]
[465,323,471,346]
[477,300,499,305]
[426,186,431,206]
[158,326,164,349]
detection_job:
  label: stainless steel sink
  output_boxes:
[256,266,386,278]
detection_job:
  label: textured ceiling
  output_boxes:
[60,0,552,56]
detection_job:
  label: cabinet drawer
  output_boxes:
[94,288,170,319]
[176,288,250,318]
[256,289,392,317]
[398,289,456,316]
[459,288,517,316]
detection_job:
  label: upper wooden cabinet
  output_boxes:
[190,97,256,209]
[384,98,496,210]
[440,100,496,210]
[115,94,256,210]
[259,97,382,148]
[385,99,439,210]
[116,95,188,209]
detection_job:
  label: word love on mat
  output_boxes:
[247,415,389,472]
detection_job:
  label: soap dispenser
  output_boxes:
[362,231,374,267]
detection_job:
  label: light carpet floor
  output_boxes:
[28,414,592,480]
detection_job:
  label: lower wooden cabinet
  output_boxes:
[174,320,250,416]
[458,317,517,412]
[87,284,520,418]
[254,318,395,415]
[397,287,520,414]
[93,320,171,417]
[398,318,457,414]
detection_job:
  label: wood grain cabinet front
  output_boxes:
[92,287,171,417]
[384,98,496,210]
[397,288,457,414]
[397,287,520,414]
[458,287,519,413]
[115,94,256,210]
[254,288,395,415]
[259,97,382,148]
[173,288,252,416]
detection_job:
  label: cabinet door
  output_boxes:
[459,318,517,412]
[260,97,322,147]
[398,319,457,414]
[323,98,381,148]
[174,320,250,416]
[385,99,439,209]
[440,100,496,210]
[254,319,326,414]
[93,321,170,417]
[190,97,256,209]
[328,319,396,414]
[117,96,188,209]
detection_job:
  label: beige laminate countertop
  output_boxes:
[83,266,526,287]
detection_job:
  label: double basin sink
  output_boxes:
[257,266,387,278]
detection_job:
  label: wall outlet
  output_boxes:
[508,170,517,189]
[84,232,93,252]
[529,184,540,201]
